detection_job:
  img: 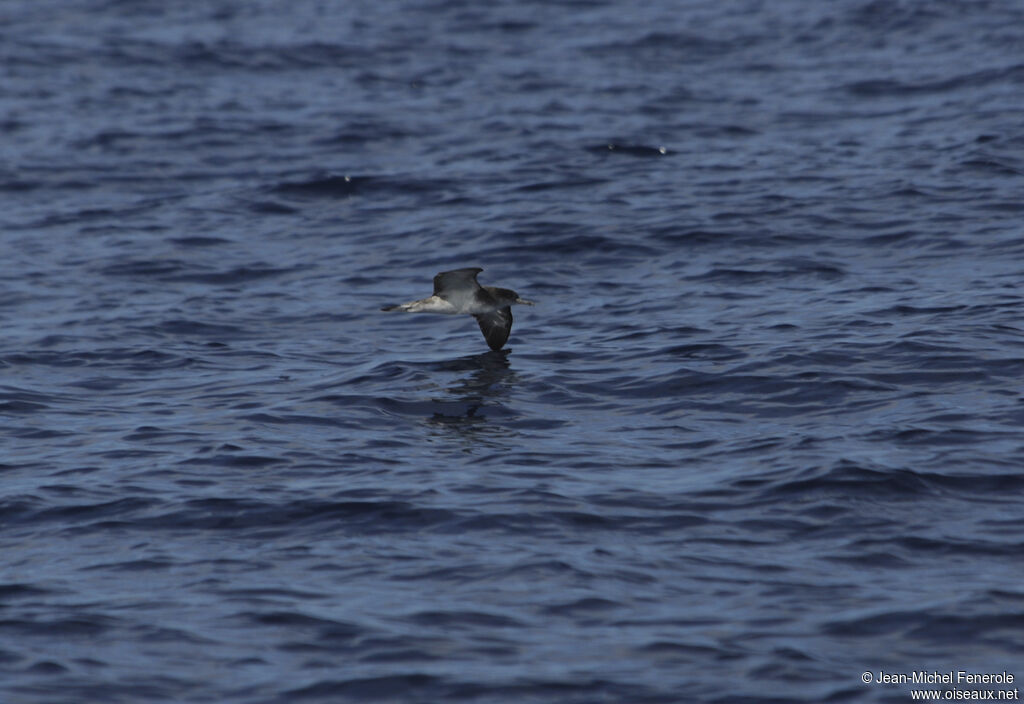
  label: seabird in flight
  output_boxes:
[381,268,534,351]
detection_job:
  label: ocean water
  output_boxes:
[2,0,1024,702]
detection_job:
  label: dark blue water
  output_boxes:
[3,1,1024,702]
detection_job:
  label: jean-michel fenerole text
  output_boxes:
[874,671,1014,685]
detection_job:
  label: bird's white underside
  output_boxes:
[391,295,493,315]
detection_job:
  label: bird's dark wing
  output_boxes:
[433,268,483,297]
[474,307,512,351]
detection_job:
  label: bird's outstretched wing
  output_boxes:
[474,307,512,351]
[433,268,483,297]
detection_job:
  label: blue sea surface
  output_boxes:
[2,1,1024,702]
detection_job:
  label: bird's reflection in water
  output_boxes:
[424,349,518,438]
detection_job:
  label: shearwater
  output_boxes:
[381,268,534,351]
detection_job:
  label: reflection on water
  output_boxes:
[425,350,517,434]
